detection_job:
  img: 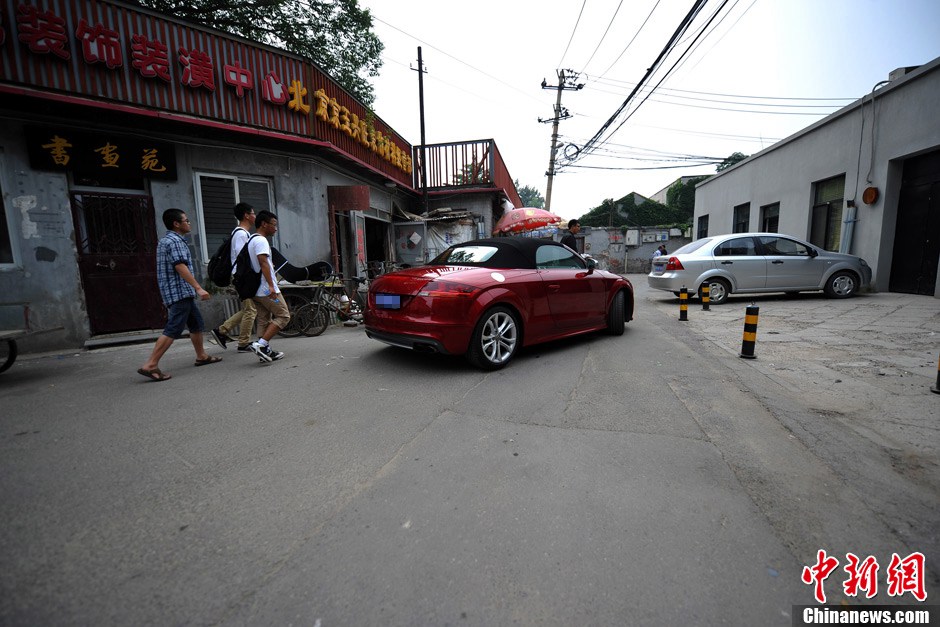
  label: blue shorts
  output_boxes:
[163,298,206,339]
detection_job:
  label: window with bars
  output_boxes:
[697,214,709,239]
[194,174,274,262]
[810,174,845,251]
[733,203,751,233]
[760,203,780,232]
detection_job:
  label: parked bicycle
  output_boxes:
[292,274,368,337]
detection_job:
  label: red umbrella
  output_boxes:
[493,208,563,234]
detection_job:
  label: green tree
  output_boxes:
[716,152,749,172]
[666,176,708,218]
[136,0,383,105]
[514,180,545,208]
[578,193,686,228]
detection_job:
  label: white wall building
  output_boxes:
[694,57,940,297]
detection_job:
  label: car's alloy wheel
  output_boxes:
[701,278,730,305]
[825,271,857,298]
[468,306,518,370]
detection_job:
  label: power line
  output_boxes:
[565,0,709,167]
[588,76,857,101]
[370,15,542,104]
[558,0,588,68]
[602,0,733,145]
[595,0,663,79]
[577,0,626,76]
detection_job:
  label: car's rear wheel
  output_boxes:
[467,306,519,370]
[701,277,731,305]
[607,291,625,335]
[824,271,858,298]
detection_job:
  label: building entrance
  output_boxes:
[70,192,165,333]
[890,150,940,295]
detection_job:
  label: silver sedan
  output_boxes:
[648,232,872,305]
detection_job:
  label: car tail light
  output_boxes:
[664,257,684,271]
[418,280,481,298]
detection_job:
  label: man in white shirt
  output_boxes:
[249,210,291,362]
[210,202,257,352]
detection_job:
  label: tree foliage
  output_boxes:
[514,180,545,208]
[135,0,383,105]
[665,176,708,218]
[716,152,749,172]
[578,194,686,228]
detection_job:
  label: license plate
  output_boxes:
[376,293,401,309]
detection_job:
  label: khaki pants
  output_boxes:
[219,297,257,347]
[253,296,291,331]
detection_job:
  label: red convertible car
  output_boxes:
[364,237,634,369]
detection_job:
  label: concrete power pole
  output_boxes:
[540,69,583,212]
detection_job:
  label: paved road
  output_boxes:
[1,281,936,625]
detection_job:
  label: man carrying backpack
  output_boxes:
[209,203,258,352]
[246,210,290,362]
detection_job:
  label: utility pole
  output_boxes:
[540,69,583,212]
[412,47,429,214]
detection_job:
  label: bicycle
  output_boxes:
[295,274,368,337]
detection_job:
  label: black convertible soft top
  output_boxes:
[431,237,574,270]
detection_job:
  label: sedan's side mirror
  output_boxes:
[808,248,819,258]
[585,257,596,274]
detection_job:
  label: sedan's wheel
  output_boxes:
[467,306,519,370]
[701,278,730,305]
[824,271,858,298]
[606,291,625,336]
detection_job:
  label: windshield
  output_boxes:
[430,245,499,265]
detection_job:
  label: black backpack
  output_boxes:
[206,227,248,287]
[231,234,263,300]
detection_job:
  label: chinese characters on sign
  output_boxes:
[9,2,412,176]
[26,127,177,181]
[801,550,927,604]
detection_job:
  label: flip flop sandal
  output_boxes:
[138,368,172,382]
[194,356,223,366]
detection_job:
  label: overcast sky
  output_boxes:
[358,0,940,221]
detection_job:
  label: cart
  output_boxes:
[0,303,61,374]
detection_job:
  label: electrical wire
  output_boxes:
[595,0,663,80]
[558,0,588,68]
[578,0,626,76]
[602,0,732,145]
[370,15,542,104]
[565,0,709,167]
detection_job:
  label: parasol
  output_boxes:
[493,207,563,234]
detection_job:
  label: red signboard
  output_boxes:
[0,0,413,186]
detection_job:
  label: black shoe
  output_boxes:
[210,328,228,349]
[250,341,284,362]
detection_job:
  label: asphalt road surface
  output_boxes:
[1,282,934,625]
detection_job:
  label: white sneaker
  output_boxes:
[251,341,284,363]
[250,341,272,362]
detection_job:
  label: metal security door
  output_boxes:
[71,192,165,333]
[890,150,940,295]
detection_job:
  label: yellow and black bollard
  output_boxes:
[739,304,759,359]
[932,353,940,394]
[701,283,710,311]
[679,287,689,321]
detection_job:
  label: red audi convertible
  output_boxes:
[364,237,634,369]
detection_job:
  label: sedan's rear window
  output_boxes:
[672,238,714,255]
[431,245,499,265]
